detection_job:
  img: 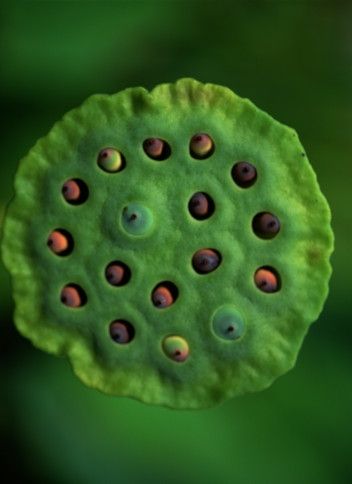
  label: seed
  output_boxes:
[254,267,280,293]
[162,335,189,362]
[121,203,153,236]
[97,148,124,173]
[188,192,214,219]
[232,161,257,188]
[212,305,246,341]
[109,320,135,344]
[143,138,170,160]
[252,212,280,239]
[152,281,178,308]
[47,229,73,255]
[189,133,214,159]
[62,179,89,204]
[60,284,86,307]
[105,261,131,286]
[192,248,221,274]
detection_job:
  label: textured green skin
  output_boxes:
[1,78,334,409]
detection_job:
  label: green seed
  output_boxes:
[162,335,189,362]
[212,305,245,340]
[97,148,124,173]
[121,203,153,236]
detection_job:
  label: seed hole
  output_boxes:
[143,138,171,160]
[105,261,131,286]
[109,320,135,344]
[97,148,126,173]
[62,179,89,205]
[189,133,214,159]
[60,284,87,307]
[254,266,281,293]
[152,281,178,308]
[232,161,257,188]
[188,192,215,220]
[47,229,74,256]
[192,248,222,274]
[252,212,281,239]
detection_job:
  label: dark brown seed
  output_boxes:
[143,138,171,160]
[189,133,214,159]
[105,262,131,286]
[252,212,280,239]
[254,267,280,293]
[109,320,135,344]
[60,284,86,307]
[47,229,73,255]
[188,192,214,219]
[232,162,257,188]
[192,248,221,274]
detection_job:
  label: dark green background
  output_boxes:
[1,1,351,483]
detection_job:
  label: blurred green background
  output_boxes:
[1,1,351,483]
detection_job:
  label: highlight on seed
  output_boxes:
[254,266,281,293]
[192,248,221,274]
[143,138,171,160]
[62,178,89,205]
[97,147,125,173]
[252,212,281,239]
[109,320,135,344]
[105,261,131,286]
[232,161,257,188]
[47,229,74,256]
[152,281,178,308]
[162,335,189,362]
[60,284,87,307]
[188,192,215,220]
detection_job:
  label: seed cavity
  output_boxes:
[212,305,245,341]
[109,320,135,344]
[47,229,74,256]
[252,212,281,239]
[60,284,87,307]
[232,161,257,188]
[105,261,131,286]
[192,248,221,274]
[121,203,153,236]
[188,192,215,220]
[162,335,189,362]
[143,138,171,160]
[189,133,214,159]
[97,148,125,173]
[62,178,89,205]
[254,266,281,293]
[152,281,178,308]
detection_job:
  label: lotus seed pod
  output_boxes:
[0,78,333,409]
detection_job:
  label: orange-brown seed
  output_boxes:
[152,286,174,308]
[47,230,69,254]
[61,285,82,307]
[62,179,80,202]
[254,268,280,293]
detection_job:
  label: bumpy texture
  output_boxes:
[1,78,333,409]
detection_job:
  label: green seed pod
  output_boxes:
[0,78,333,409]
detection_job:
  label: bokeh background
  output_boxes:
[1,1,351,483]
